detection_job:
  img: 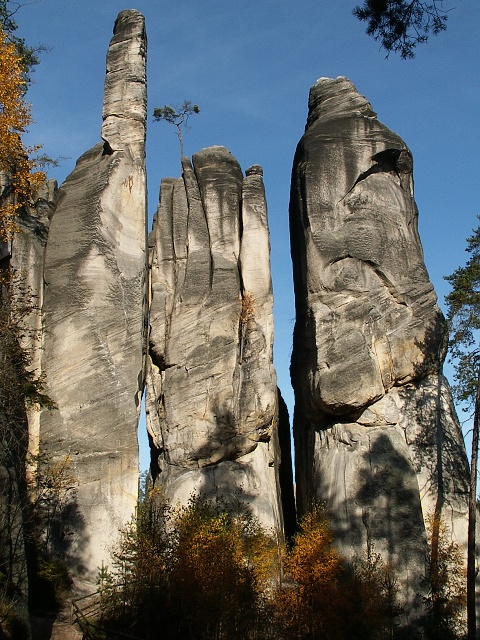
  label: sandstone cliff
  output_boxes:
[289,77,470,610]
[0,178,56,633]
[146,148,287,533]
[38,10,147,582]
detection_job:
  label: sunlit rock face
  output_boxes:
[146,147,288,534]
[290,76,469,614]
[39,10,147,583]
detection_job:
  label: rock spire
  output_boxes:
[289,76,470,614]
[39,9,147,582]
[146,147,289,533]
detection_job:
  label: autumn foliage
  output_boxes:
[90,492,471,640]
[96,492,279,640]
[423,513,466,639]
[274,505,343,639]
[0,26,44,240]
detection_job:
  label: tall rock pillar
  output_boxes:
[289,77,469,612]
[146,148,287,535]
[39,10,147,582]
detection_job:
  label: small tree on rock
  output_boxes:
[153,100,200,160]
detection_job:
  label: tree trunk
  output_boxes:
[467,368,480,640]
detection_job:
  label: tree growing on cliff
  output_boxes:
[444,216,480,640]
[153,100,200,160]
[353,0,449,59]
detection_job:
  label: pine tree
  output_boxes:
[353,1,449,59]
[444,216,480,640]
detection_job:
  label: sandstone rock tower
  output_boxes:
[146,148,286,533]
[289,77,470,608]
[39,10,147,581]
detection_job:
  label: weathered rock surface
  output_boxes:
[39,10,147,582]
[12,181,57,464]
[146,148,286,532]
[0,178,56,633]
[290,77,469,611]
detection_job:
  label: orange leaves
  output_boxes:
[274,505,344,640]
[240,290,255,325]
[283,506,340,587]
[0,28,44,240]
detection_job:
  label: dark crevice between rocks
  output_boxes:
[277,389,296,541]
[102,140,114,156]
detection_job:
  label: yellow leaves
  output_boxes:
[100,493,281,638]
[283,505,340,587]
[0,28,44,240]
[274,505,344,639]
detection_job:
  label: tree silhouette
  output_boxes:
[353,0,449,59]
[153,100,200,160]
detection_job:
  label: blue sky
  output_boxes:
[16,0,480,470]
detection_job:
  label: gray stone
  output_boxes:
[146,146,285,533]
[39,10,147,582]
[290,76,469,614]
[291,77,446,418]
[0,178,56,636]
[11,181,57,466]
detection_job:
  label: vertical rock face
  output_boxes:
[39,10,147,582]
[11,181,57,463]
[290,77,469,609]
[146,147,285,533]
[0,180,56,629]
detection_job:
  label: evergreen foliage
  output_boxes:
[444,215,480,640]
[353,0,449,58]
[0,1,42,76]
[153,100,200,159]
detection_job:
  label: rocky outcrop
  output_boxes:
[146,148,286,533]
[289,77,469,610]
[39,10,147,582]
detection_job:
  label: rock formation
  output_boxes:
[12,181,57,465]
[38,10,147,582]
[146,148,287,533]
[289,77,470,610]
[0,177,56,631]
